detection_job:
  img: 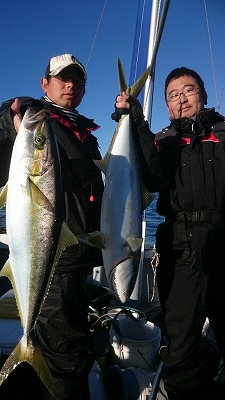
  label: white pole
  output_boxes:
[143,0,160,123]
[127,2,160,307]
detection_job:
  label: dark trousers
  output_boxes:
[156,221,225,398]
[35,270,95,400]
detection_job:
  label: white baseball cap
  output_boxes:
[45,53,87,81]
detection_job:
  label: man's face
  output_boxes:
[41,66,85,110]
[166,75,206,119]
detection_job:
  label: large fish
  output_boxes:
[78,60,154,303]
[0,108,78,394]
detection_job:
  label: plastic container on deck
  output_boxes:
[109,316,161,370]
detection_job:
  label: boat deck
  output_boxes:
[0,236,224,399]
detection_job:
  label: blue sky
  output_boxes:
[0,0,224,156]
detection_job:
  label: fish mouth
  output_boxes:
[110,256,139,303]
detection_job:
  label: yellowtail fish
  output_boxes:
[78,60,154,303]
[0,108,78,395]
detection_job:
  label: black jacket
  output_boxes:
[135,108,225,268]
[0,96,104,272]
[135,108,225,216]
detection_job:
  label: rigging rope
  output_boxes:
[85,0,108,70]
[203,0,219,110]
[132,0,146,84]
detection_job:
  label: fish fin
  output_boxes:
[77,231,105,250]
[118,58,151,98]
[0,259,14,282]
[0,337,53,395]
[125,237,143,253]
[55,221,78,262]
[0,261,24,322]
[94,115,127,172]
[118,58,129,94]
[129,65,151,98]
[36,222,79,318]
[140,180,155,210]
[94,158,107,174]
[31,340,53,395]
[0,183,8,209]
[29,180,55,213]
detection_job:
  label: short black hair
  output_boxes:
[164,67,206,102]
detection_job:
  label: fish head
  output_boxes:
[110,253,140,303]
[13,108,56,177]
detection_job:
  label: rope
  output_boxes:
[85,0,108,70]
[132,0,146,83]
[203,0,219,110]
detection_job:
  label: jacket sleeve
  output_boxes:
[0,99,18,186]
[0,97,42,186]
[131,120,156,191]
[0,99,18,144]
[131,117,172,193]
[125,95,167,192]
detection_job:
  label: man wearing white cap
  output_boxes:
[0,53,104,400]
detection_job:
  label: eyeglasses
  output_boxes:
[167,86,201,102]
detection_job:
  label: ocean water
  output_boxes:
[0,208,6,234]
[144,193,164,244]
[0,194,164,243]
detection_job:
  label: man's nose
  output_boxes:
[179,92,188,102]
[66,80,73,87]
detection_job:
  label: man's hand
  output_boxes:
[112,91,146,128]
[11,98,22,133]
[115,91,130,110]
[111,91,130,122]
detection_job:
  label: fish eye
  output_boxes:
[35,133,45,149]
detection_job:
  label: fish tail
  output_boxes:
[0,336,53,395]
[0,183,8,209]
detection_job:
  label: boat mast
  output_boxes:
[143,0,171,125]
[143,0,160,124]
[127,0,170,307]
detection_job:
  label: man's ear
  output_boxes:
[203,90,208,105]
[40,77,48,93]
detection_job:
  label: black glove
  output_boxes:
[127,96,146,128]
[111,106,129,123]
[111,94,146,128]
[111,94,143,123]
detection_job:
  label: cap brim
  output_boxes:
[49,63,86,80]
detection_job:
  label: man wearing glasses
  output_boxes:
[113,67,225,400]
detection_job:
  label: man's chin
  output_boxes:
[180,109,192,118]
[61,101,76,110]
